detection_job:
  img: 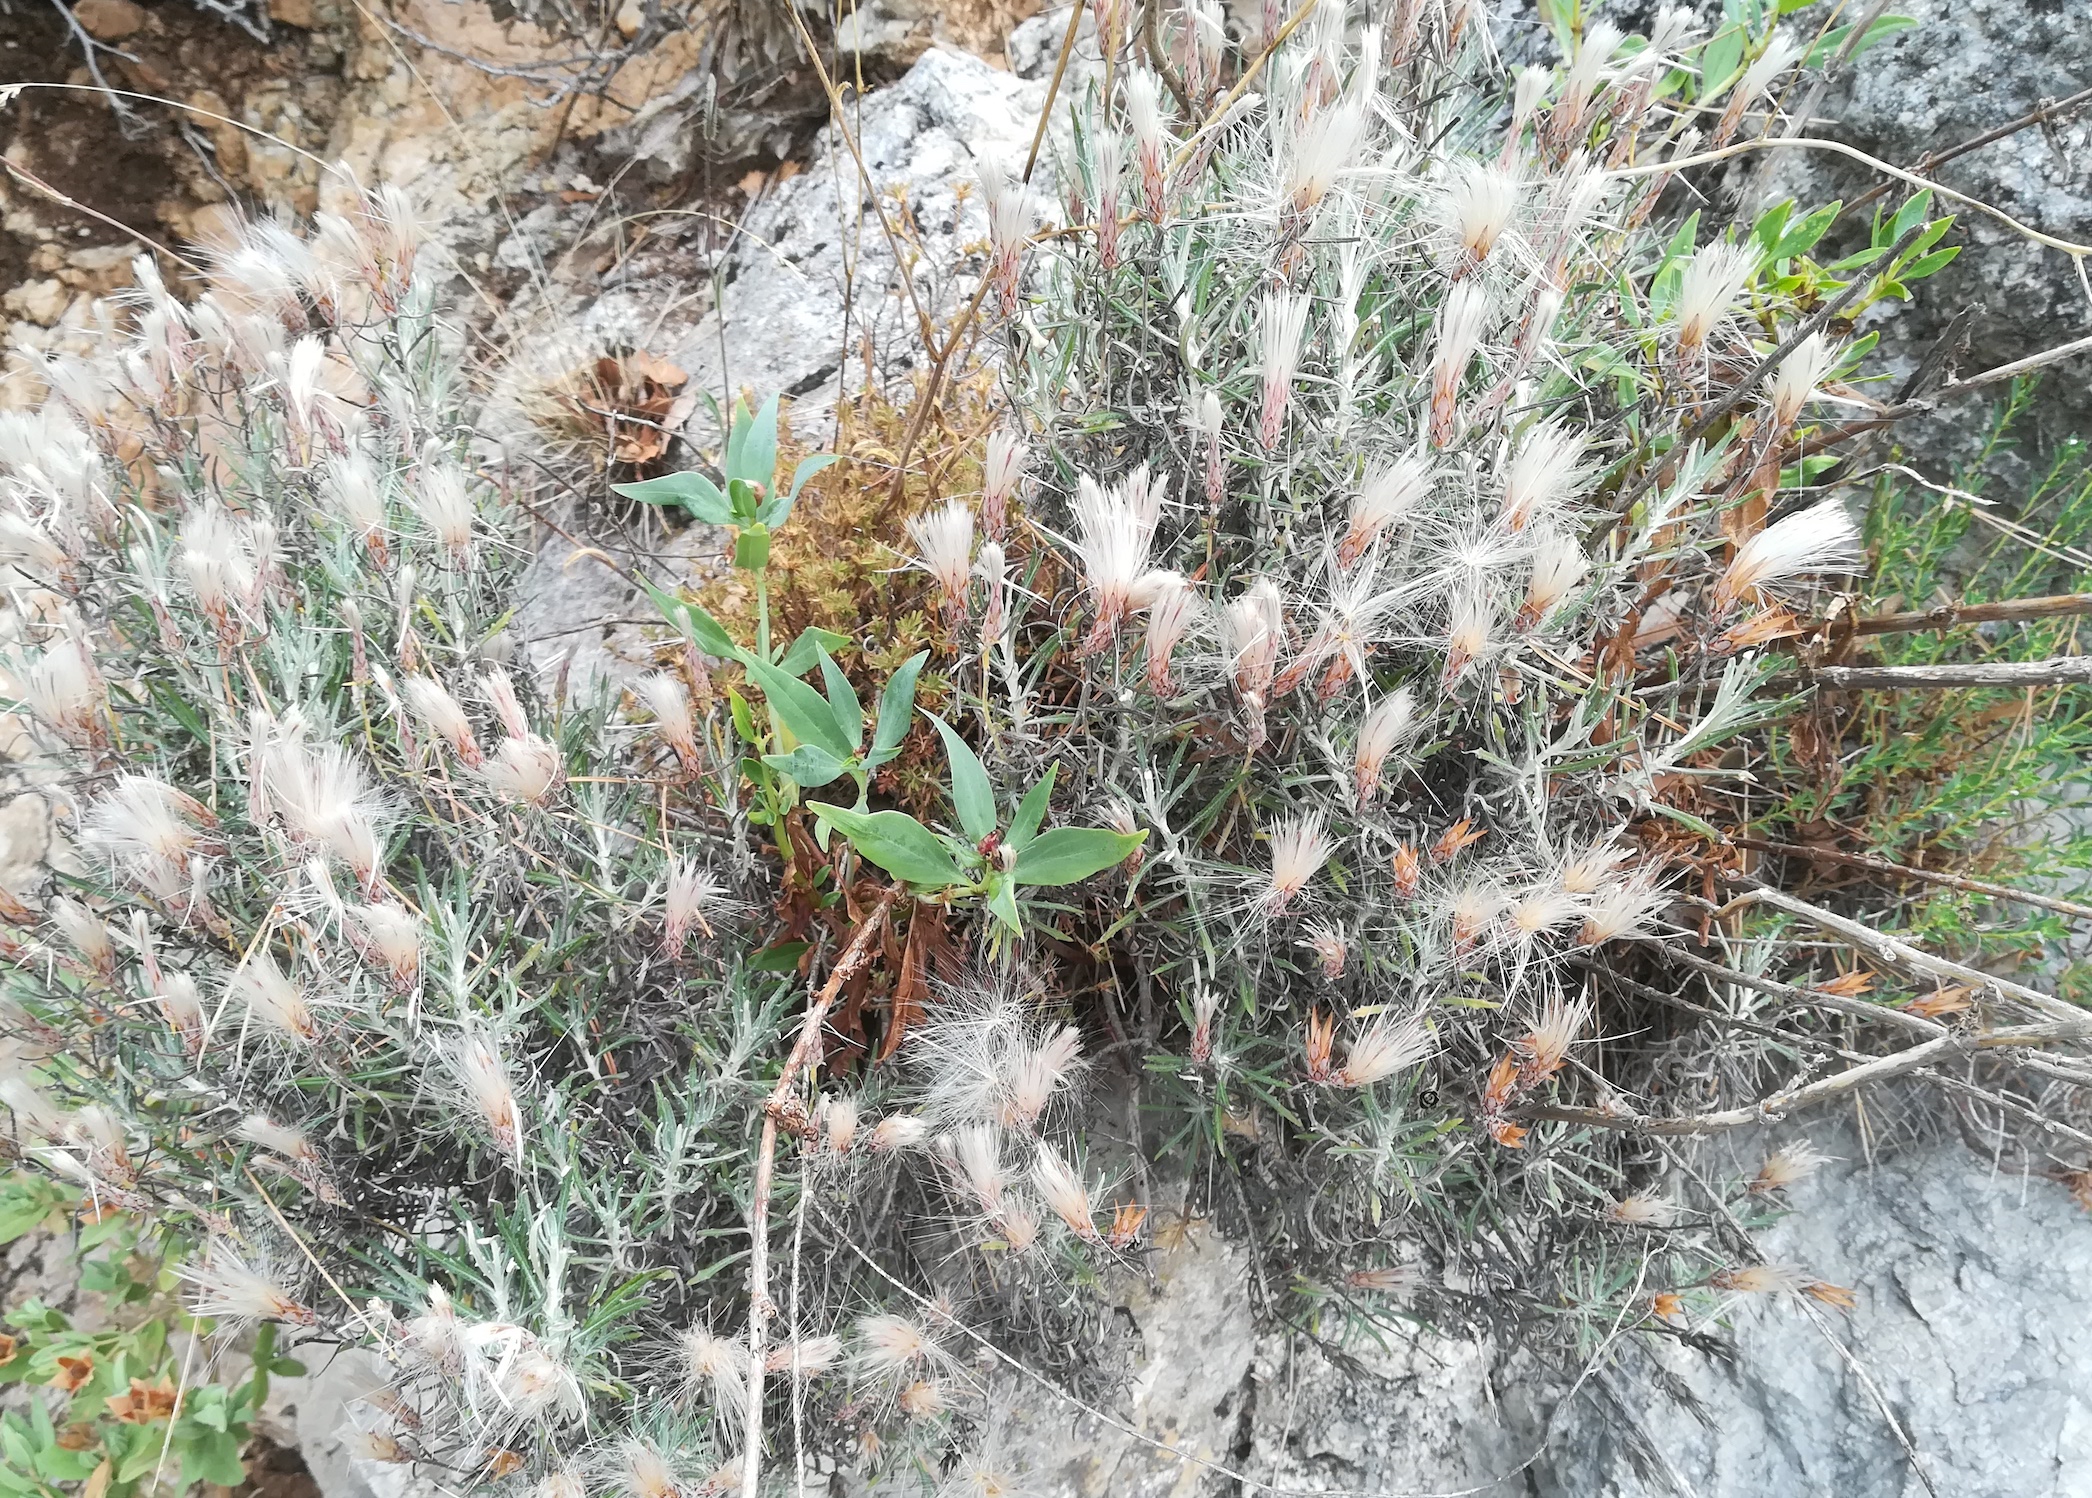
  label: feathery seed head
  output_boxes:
[230,950,317,1045]
[1032,1139,1099,1241]
[1341,454,1433,567]
[1496,420,1586,532]
[1710,498,1860,615]
[180,1243,315,1326]
[1577,868,1670,944]
[1262,812,1331,916]
[481,734,563,804]
[1763,333,1841,430]
[1671,242,1759,362]
[1516,529,1590,632]
[981,428,1026,539]
[1751,1141,1830,1194]
[908,501,976,621]
[1606,1192,1678,1227]
[1429,282,1492,447]
[455,1027,524,1160]
[677,1326,750,1416]
[1352,688,1416,805]
[1258,291,1312,450]
[1335,1012,1435,1088]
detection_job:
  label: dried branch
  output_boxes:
[1803,656,2092,690]
[1661,947,1948,1037]
[739,886,899,1498]
[1844,83,2092,219]
[1717,884,2089,1032]
[1844,591,2092,638]
[1736,836,2092,922]
[1524,1033,1966,1135]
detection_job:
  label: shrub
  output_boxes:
[0,8,2085,1498]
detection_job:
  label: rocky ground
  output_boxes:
[4,1,2092,1494]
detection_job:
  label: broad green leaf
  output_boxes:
[817,647,863,751]
[1771,201,1839,261]
[746,658,853,759]
[1699,25,1744,99]
[790,453,839,498]
[178,1430,246,1489]
[639,576,743,661]
[1890,193,1931,245]
[1011,827,1145,886]
[733,524,771,571]
[761,744,848,788]
[868,651,929,768]
[749,941,810,972]
[927,713,995,843]
[986,875,1023,934]
[723,396,752,478]
[612,472,732,525]
[1804,12,1916,69]
[1902,246,1960,280]
[736,393,781,497]
[1751,199,1793,252]
[727,687,759,747]
[811,805,967,888]
[758,453,841,527]
[776,626,852,677]
[1006,763,1058,850]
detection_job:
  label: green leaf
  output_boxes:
[775,626,852,677]
[746,658,853,758]
[1889,189,1933,244]
[1006,763,1057,850]
[1010,827,1145,886]
[761,744,848,788]
[727,687,760,747]
[867,651,928,769]
[1804,12,1916,69]
[927,713,996,843]
[986,875,1023,934]
[749,941,810,973]
[732,524,772,571]
[1902,246,1960,280]
[1770,201,1839,261]
[1699,24,1744,99]
[640,576,744,661]
[1751,199,1794,252]
[735,394,781,497]
[178,1430,246,1489]
[612,472,732,525]
[723,395,752,478]
[810,805,967,889]
[757,453,841,527]
[817,648,864,752]
[788,452,840,501]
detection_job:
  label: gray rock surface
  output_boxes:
[1531,1122,2092,1498]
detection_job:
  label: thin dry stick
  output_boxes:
[1608,133,2092,261]
[1718,885,2089,1031]
[880,0,1084,507]
[1665,947,1947,1038]
[781,5,941,355]
[1843,83,2092,219]
[1802,656,2092,690]
[738,886,898,1498]
[1841,591,2092,638]
[1736,836,2092,921]
[1524,1033,1965,1135]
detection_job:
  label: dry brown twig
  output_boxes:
[738,885,899,1498]
[1735,836,2092,922]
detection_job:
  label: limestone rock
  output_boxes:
[1532,1122,2092,1497]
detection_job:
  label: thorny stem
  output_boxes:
[739,886,899,1498]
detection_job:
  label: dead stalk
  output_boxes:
[739,886,899,1498]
